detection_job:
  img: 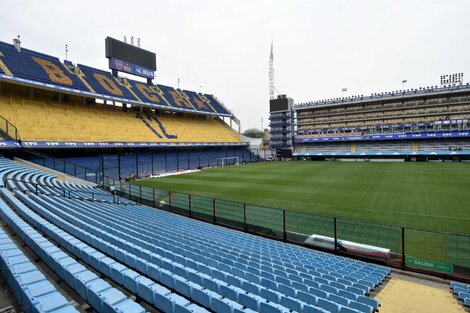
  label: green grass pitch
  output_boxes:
[134,161,470,267]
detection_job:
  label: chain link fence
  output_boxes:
[14,150,470,281]
[113,182,470,280]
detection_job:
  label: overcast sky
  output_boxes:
[2,0,470,131]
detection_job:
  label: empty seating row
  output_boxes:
[0,191,146,313]
[40,194,381,313]
[0,157,389,313]
[0,94,240,143]
[8,188,214,313]
[0,158,133,204]
[450,281,470,307]
[23,193,367,313]
[0,226,78,313]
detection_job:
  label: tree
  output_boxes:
[242,128,264,138]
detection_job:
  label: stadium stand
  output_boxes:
[0,226,79,313]
[291,84,470,159]
[0,40,232,116]
[0,37,252,183]
[0,156,391,312]
[0,93,239,143]
[450,282,470,308]
[0,37,249,182]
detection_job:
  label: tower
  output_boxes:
[269,41,275,100]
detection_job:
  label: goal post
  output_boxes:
[217,157,240,167]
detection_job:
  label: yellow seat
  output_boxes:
[0,94,240,143]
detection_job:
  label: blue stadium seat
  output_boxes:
[0,158,389,313]
[0,227,78,313]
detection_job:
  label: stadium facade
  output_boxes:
[289,84,470,161]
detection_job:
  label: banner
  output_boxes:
[296,131,470,143]
[109,58,155,79]
[406,256,453,273]
[16,141,248,149]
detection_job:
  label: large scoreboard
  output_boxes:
[105,37,156,79]
[270,96,290,112]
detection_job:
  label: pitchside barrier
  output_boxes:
[13,151,470,282]
[112,181,470,282]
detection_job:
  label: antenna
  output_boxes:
[65,44,68,61]
[269,41,275,100]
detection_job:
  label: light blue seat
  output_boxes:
[86,280,115,312]
[310,287,329,299]
[123,269,141,293]
[219,285,239,301]
[338,289,358,301]
[238,292,265,310]
[350,301,373,313]
[190,288,215,308]
[259,301,288,313]
[75,271,99,300]
[168,294,191,313]
[321,284,339,295]
[357,295,379,310]
[297,290,318,306]
[278,283,296,297]
[226,274,242,288]
[109,262,127,285]
[159,268,176,289]
[328,294,349,306]
[260,288,282,303]
[261,277,278,290]
[458,291,470,301]
[242,280,261,295]
[317,298,340,313]
[154,289,177,313]
[99,257,116,277]
[453,286,468,294]
[464,297,470,307]
[136,276,159,303]
[63,263,87,288]
[280,295,302,312]
[211,297,244,313]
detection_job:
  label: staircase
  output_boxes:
[135,114,163,139]
[146,115,177,139]
[0,114,20,141]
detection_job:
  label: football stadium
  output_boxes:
[0,1,469,313]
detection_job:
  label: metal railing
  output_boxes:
[19,150,103,185]
[15,151,470,282]
[4,178,124,204]
[110,181,470,282]
[0,114,20,141]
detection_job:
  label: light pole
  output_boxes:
[341,88,347,98]
[402,79,407,91]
